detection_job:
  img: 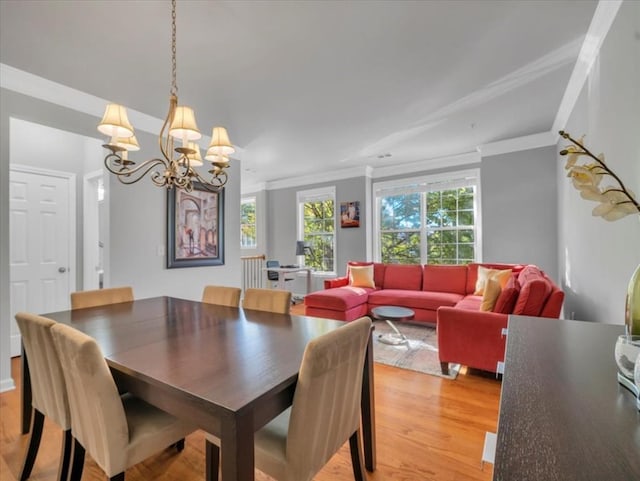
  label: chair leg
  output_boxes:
[19,408,44,481]
[57,429,73,481]
[349,429,366,481]
[205,440,220,481]
[67,438,85,481]
[110,474,125,481]
[175,438,185,452]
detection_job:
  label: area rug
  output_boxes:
[372,321,460,380]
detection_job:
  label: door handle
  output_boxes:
[58,267,67,273]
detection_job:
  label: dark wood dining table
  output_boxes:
[20,296,377,481]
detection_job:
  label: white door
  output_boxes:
[9,166,75,356]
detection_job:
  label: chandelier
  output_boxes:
[97,0,234,192]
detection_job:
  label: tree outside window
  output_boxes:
[298,187,335,273]
[240,197,257,249]
[375,171,479,265]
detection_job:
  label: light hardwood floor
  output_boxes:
[1,307,501,481]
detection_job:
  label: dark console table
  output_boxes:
[494,316,639,480]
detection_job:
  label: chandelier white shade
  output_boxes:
[97,0,233,192]
[97,104,134,140]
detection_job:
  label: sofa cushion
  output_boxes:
[382,264,423,291]
[480,278,502,312]
[493,274,520,314]
[349,265,375,288]
[347,261,386,288]
[454,296,482,311]
[422,265,467,295]
[466,263,525,295]
[513,265,552,316]
[368,289,463,311]
[474,266,512,295]
[304,286,372,311]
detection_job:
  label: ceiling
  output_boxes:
[0,0,598,189]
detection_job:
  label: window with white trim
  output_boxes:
[297,186,335,274]
[374,169,481,265]
[240,196,257,249]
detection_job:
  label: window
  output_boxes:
[375,169,480,265]
[297,187,335,273]
[240,196,257,249]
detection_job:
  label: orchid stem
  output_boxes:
[559,131,640,213]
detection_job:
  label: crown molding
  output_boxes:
[552,0,622,133]
[371,151,480,179]
[263,165,372,191]
[479,131,557,157]
[241,181,267,195]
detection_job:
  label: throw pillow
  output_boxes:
[349,265,375,288]
[493,274,520,314]
[480,278,502,312]
[474,266,512,295]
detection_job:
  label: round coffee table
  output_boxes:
[371,306,415,345]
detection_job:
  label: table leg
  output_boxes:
[361,328,376,471]
[221,413,254,481]
[21,344,32,434]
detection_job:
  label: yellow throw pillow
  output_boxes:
[474,266,512,295]
[349,265,375,288]
[480,278,502,312]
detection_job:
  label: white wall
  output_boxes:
[108,124,242,300]
[558,0,640,323]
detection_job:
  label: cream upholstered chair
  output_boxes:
[242,288,292,314]
[206,316,372,481]
[70,286,134,309]
[15,312,71,481]
[202,285,242,307]
[50,323,195,481]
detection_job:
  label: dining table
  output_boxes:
[20,296,377,481]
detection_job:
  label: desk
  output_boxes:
[494,316,640,480]
[265,266,312,293]
[21,296,376,481]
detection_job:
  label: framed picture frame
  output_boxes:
[340,201,360,228]
[167,183,225,268]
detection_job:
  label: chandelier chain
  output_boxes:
[99,0,232,192]
[170,0,177,95]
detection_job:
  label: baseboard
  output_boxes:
[0,377,16,393]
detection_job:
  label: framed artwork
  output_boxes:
[167,183,225,268]
[340,201,360,228]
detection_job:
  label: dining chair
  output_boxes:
[206,316,372,481]
[243,288,292,314]
[50,323,195,481]
[70,286,134,309]
[202,285,242,307]
[14,312,71,481]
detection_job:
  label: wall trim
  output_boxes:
[265,165,371,191]
[551,0,622,133]
[371,151,480,179]
[0,377,16,393]
[479,131,556,157]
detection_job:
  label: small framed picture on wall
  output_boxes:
[340,201,360,228]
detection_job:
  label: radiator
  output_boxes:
[241,255,265,292]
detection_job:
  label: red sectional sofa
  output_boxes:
[304,261,564,374]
